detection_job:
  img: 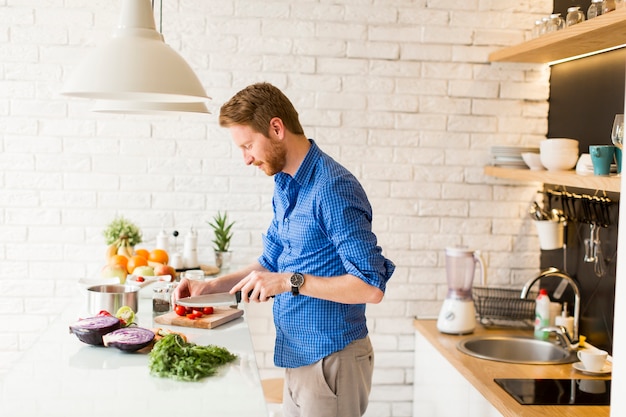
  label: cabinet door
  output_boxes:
[413,331,501,417]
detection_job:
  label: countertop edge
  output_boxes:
[414,318,610,417]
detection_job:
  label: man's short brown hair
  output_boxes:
[219,82,304,137]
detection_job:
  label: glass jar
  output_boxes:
[152,284,175,315]
[532,19,544,39]
[546,13,564,33]
[603,0,616,14]
[566,6,585,27]
[588,0,604,19]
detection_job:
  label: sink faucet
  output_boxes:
[520,267,580,343]
[541,326,577,350]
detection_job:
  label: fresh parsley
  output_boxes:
[149,334,237,381]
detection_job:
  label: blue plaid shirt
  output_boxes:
[258,140,395,368]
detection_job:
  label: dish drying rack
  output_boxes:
[473,286,537,329]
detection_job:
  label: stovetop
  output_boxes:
[494,378,611,406]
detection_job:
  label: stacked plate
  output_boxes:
[490,146,540,168]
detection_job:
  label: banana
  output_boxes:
[117,244,134,258]
[105,243,118,262]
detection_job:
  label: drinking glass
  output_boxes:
[611,114,624,149]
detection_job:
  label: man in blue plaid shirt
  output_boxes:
[175,83,395,417]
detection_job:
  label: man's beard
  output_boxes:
[258,139,287,176]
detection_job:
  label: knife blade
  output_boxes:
[177,291,243,307]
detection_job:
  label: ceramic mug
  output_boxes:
[589,145,615,176]
[577,349,608,372]
[615,147,622,174]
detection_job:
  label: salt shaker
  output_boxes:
[566,6,585,27]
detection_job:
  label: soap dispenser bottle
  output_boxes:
[555,302,574,338]
[534,289,551,340]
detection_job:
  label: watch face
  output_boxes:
[290,273,304,287]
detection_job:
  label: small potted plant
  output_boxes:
[207,211,235,268]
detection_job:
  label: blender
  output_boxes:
[437,247,486,334]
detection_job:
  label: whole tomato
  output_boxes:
[174,305,187,316]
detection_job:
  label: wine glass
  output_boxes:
[611,114,624,149]
[612,114,624,175]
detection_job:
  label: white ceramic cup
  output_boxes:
[577,349,608,372]
[533,220,564,250]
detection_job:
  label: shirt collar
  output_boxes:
[275,139,320,188]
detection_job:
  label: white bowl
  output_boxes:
[540,148,579,171]
[540,138,579,150]
[521,152,544,170]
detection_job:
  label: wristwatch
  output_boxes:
[290,272,304,295]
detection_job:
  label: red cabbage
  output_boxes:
[69,316,121,346]
[102,327,155,352]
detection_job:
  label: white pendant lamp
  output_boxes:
[62,0,209,103]
[91,100,210,114]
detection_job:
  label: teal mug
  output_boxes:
[589,145,615,176]
[615,147,622,174]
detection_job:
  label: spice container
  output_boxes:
[152,284,175,315]
[588,0,604,19]
[532,19,544,39]
[603,0,616,14]
[566,6,585,27]
[546,13,564,33]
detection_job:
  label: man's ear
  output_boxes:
[269,117,284,139]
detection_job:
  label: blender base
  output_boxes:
[436,299,477,334]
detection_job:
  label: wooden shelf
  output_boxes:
[489,8,626,63]
[484,165,621,193]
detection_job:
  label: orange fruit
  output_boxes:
[127,255,148,274]
[149,249,169,265]
[135,248,150,259]
[108,255,128,269]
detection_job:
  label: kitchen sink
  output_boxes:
[457,335,578,365]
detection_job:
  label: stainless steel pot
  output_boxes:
[86,284,140,315]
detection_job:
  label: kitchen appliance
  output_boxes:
[495,378,611,405]
[437,247,486,334]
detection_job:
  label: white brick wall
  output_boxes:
[0,0,553,415]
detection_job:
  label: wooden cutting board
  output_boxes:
[154,307,244,329]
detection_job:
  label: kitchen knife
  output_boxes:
[177,290,243,307]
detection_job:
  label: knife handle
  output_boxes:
[234,290,274,303]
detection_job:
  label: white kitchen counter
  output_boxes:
[0,287,269,417]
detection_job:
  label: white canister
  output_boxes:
[183,228,199,269]
[156,229,170,252]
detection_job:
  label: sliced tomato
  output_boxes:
[202,306,214,315]
[174,305,187,316]
[188,311,203,319]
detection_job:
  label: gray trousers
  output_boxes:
[282,336,374,417]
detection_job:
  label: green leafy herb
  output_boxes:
[149,334,237,381]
